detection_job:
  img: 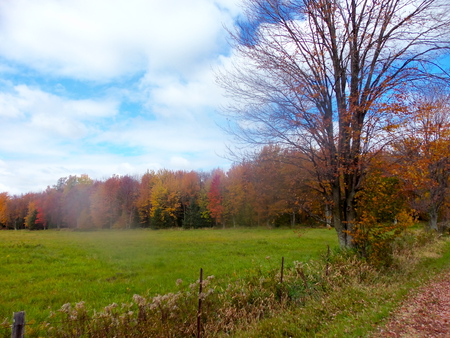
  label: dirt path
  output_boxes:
[374,269,450,337]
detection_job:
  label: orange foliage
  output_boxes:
[207,170,225,226]
[350,158,414,266]
[392,89,450,231]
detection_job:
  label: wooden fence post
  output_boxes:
[277,256,285,302]
[11,311,25,338]
[325,244,330,276]
[197,268,203,338]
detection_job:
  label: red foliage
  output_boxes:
[35,207,47,229]
[208,172,224,225]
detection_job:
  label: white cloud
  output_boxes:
[140,65,228,121]
[2,85,118,119]
[169,156,190,168]
[0,0,242,194]
[0,84,119,151]
[0,0,237,81]
[0,92,26,118]
[92,112,227,156]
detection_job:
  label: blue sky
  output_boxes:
[0,0,242,194]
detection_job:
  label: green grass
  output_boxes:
[237,235,450,337]
[0,227,337,323]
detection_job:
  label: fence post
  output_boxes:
[11,311,25,338]
[281,256,285,284]
[325,244,330,276]
[278,256,285,301]
[197,268,203,338]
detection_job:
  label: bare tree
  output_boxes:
[218,0,450,247]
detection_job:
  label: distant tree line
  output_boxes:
[0,126,449,232]
[0,150,315,230]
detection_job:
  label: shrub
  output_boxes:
[351,210,415,267]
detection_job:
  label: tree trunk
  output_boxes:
[332,186,346,247]
[428,208,439,231]
[332,184,357,248]
[325,204,332,229]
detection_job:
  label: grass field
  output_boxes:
[0,227,338,323]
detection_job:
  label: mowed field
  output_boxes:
[0,227,337,323]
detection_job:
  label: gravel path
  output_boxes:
[374,269,450,337]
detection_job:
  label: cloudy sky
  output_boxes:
[0,0,243,194]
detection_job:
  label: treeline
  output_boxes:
[0,149,316,230]
[0,139,449,231]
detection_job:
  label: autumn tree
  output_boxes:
[24,201,39,230]
[35,206,48,229]
[91,176,121,229]
[136,171,156,227]
[115,175,139,229]
[223,163,250,227]
[278,150,325,226]
[0,192,9,228]
[179,170,207,228]
[351,154,414,265]
[249,147,291,226]
[39,186,64,229]
[219,0,450,247]
[58,175,94,228]
[207,169,226,227]
[10,193,35,230]
[195,171,214,228]
[393,87,450,231]
[150,170,182,228]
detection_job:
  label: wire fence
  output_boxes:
[4,254,303,338]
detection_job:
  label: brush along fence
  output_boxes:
[5,248,338,338]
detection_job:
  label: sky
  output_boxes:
[0,0,243,195]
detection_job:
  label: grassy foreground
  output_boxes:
[2,228,449,337]
[0,227,337,324]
